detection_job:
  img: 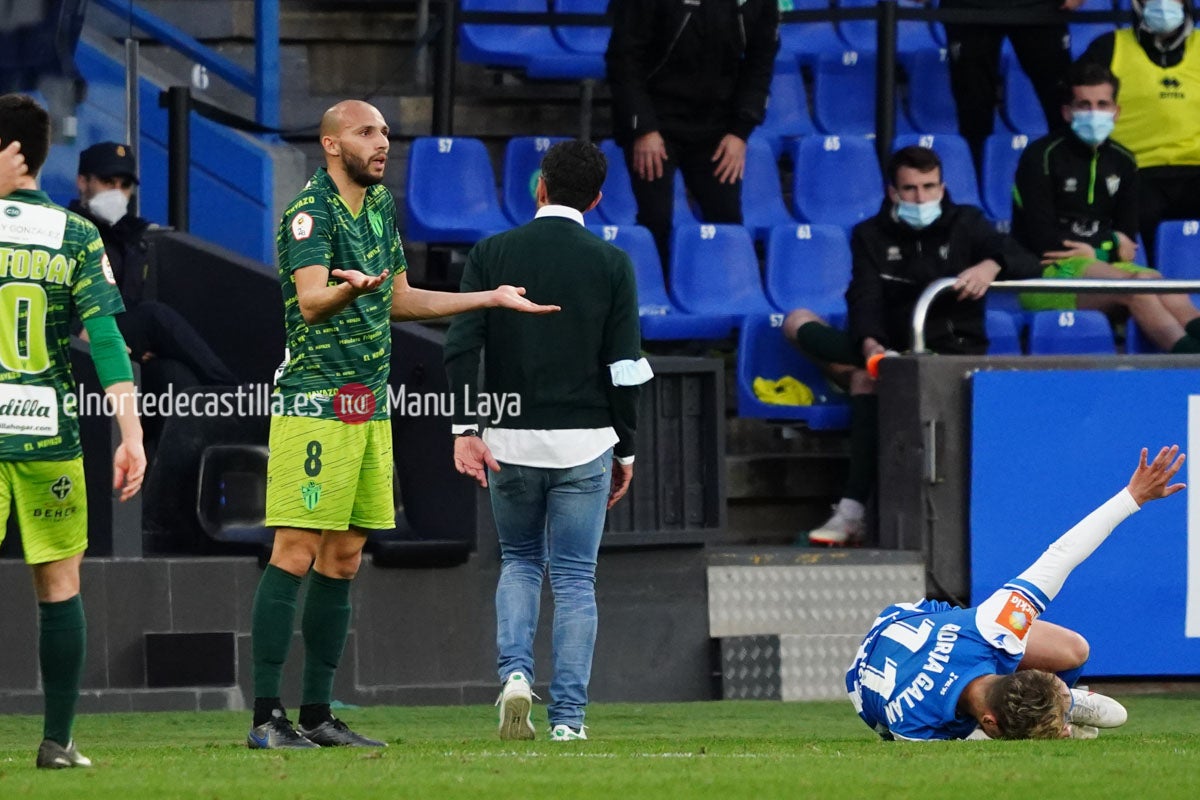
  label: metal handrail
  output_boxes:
[92,0,279,129]
[911,277,1200,353]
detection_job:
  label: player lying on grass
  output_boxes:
[847,445,1185,740]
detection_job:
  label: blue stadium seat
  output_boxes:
[755,68,816,156]
[791,135,883,231]
[893,133,981,207]
[837,0,941,56]
[812,51,877,135]
[405,137,512,243]
[596,139,637,225]
[981,133,1029,223]
[743,139,796,241]
[459,0,604,79]
[502,136,569,225]
[902,48,958,135]
[985,309,1022,355]
[1001,48,1049,136]
[1070,0,1117,58]
[764,224,851,325]
[1154,220,1200,291]
[670,224,775,322]
[1027,310,1116,355]
[589,224,735,341]
[778,0,847,65]
[552,0,609,55]
[735,314,851,429]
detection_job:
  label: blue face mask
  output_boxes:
[1143,0,1186,35]
[896,198,942,229]
[1071,109,1116,146]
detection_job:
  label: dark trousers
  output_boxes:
[117,300,239,387]
[624,133,743,280]
[944,22,1070,169]
[1137,167,1200,268]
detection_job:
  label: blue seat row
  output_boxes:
[405,131,1036,245]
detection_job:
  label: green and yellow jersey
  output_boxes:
[274,169,404,421]
[0,189,125,461]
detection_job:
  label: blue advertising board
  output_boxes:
[970,368,1200,676]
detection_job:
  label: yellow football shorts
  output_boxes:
[0,458,88,564]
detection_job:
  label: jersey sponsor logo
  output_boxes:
[0,201,66,249]
[1063,178,1078,193]
[994,591,1037,642]
[291,212,314,241]
[100,252,117,285]
[886,245,902,262]
[0,383,58,436]
[50,474,73,500]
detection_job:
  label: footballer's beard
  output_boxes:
[343,150,386,187]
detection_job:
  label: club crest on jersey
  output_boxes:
[292,212,314,241]
[1106,174,1120,196]
[368,209,383,238]
[994,592,1037,641]
[101,252,117,285]
[300,479,321,510]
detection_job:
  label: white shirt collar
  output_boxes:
[535,204,585,226]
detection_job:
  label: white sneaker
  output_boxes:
[1069,689,1127,728]
[495,672,536,741]
[808,508,864,546]
[549,724,587,742]
[1069,724,1099,739]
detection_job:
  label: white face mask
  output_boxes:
[86,188,129,225]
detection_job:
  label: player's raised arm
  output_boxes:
[1011,446,1186,604]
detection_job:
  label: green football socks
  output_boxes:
[300,570,353,708]
[39,594,86,746]
[251,564,303,701]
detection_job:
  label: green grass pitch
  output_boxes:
[2,696,1200,799]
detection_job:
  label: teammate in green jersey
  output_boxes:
[248,99,558,749]
[0,94,146,769]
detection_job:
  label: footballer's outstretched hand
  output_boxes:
[1127,445,1186,507]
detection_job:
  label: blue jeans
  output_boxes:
[489,449,612,729]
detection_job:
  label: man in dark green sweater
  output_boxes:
[444,140,649,743]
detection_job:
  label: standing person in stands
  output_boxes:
[940,0,1082,169]
[1080,0,1200,262]
[0,94,146,769]
[605,0,779,274]
[248,99,557,750]
[781,146,1040,546]
[68,142,240,389]
[1011,61,1200,352]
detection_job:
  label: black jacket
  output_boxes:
[848,199,1041,355]
[67,200,151,308]
[1081,1,1197,70]
[1011,131,1140,259]
[605,0,779,147]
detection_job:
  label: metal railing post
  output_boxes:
[255,0,280,130]
[910,278,1200,353]
[124,38,141,217]
[432,0,457,136]
[875,0,898,167]
[164,86,191,231]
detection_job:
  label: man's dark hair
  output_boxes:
[0,93,50,178]
[1062,60,1120,104]
[886,145,942,187]
[540,140,606,212]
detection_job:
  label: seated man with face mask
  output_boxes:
[1012,62,1200,354]
[780,146,1041,546]
[68,142,238,390]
